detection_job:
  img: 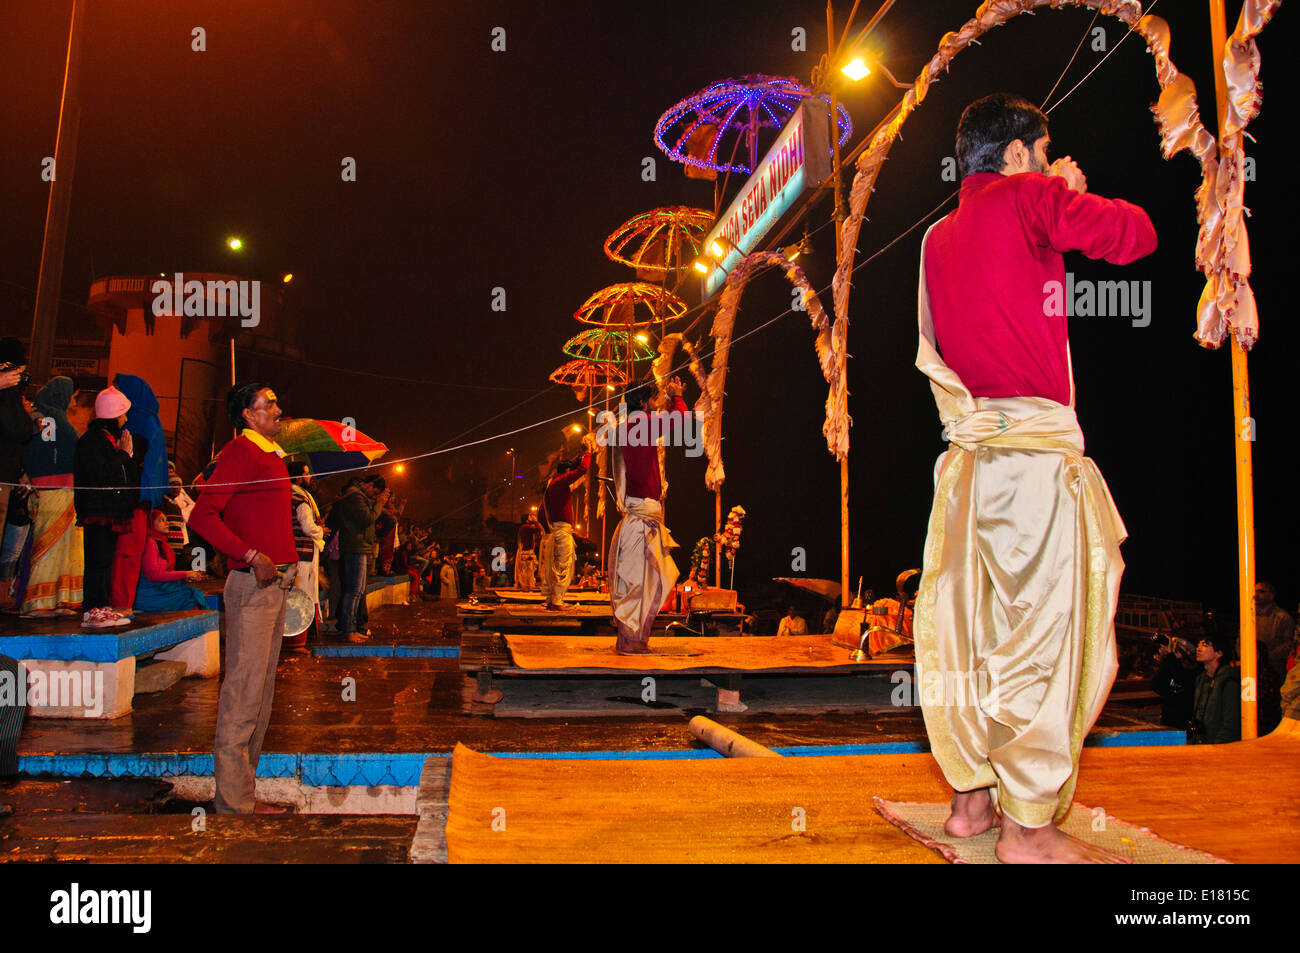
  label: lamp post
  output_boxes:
[507,448,516,523]
[814,0,897,607]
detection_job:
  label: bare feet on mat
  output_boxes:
[944,789,999,837]
[995,818,1131,864]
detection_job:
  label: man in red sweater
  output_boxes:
[914,94,1155,863]
[540,443,591,610]
[188,383,297,815]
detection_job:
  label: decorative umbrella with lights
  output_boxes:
[654,75,852,177]
[562,328,656,366]
[574,282,686,331]
[604,206,716,280]
[549,359,630,402]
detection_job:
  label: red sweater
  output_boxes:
[623,396,688,500]
[142,531,187,582]
[544,452,589,526]
[924,172,1156,406]
[188,435,297,568]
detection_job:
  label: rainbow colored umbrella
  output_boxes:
[276,418,388,474]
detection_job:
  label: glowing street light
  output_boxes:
[841,57,871,82]
[282,273,294,284]
[227,237,244,251]
[570,424,583,434]
[394,463,405,474]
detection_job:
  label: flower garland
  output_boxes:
[689,537,712,587]
[714,505,746,589]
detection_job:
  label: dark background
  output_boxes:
[1,0,1293,618]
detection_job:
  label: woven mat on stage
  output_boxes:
[491,590,608,605]
[873,799,1228,864]
[442,721,1300,863]
[502,634,856,673]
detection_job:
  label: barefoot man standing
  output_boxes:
[604,377,688,655]
[914,94,1156,863]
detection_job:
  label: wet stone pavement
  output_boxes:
[1,598,1165,862]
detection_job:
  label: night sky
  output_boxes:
[1,0,1294,617]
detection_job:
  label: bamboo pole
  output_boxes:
[688,716,781,758]
[714,490,722,588]
[1208,0,1257,739]
[829,1,851,607]
[30,0,85,386]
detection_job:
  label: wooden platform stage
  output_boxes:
[459,633,913,715]
[441,718,1300,863]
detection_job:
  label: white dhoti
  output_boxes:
[514,547,537,591]
[608,497,678,652]
[541,522,575,606]
[914,224,1126,829]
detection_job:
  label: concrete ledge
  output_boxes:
[365,575,412,612]
[19,657,135,719]
[0,610,220,663]
[166,775,418,814]
[154,628,220,677]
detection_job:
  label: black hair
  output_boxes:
[0,337,26,367]
[285,460,310,480]
[1203,632,1235,661]
[555,460,572,474]
[624,379,656,412]
[227,381,271,430]
[955,93,1048,178]
[362,474,386,491]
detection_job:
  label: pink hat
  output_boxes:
[94,386,131,420]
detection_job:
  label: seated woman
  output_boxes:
[134,509,207,612]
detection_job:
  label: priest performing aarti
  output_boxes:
[914,93,1156,864]
[602,377,689,655]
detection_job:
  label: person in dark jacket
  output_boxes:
[334,474,388,642]
[1189,632,1242,745]
[73,386,143,628]
[0,338,36,566]
[1152,634,1199,729]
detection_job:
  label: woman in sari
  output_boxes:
[19,379,90,617]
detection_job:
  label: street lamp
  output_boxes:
[507,448,516,522]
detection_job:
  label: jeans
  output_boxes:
[339,551,369,635]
